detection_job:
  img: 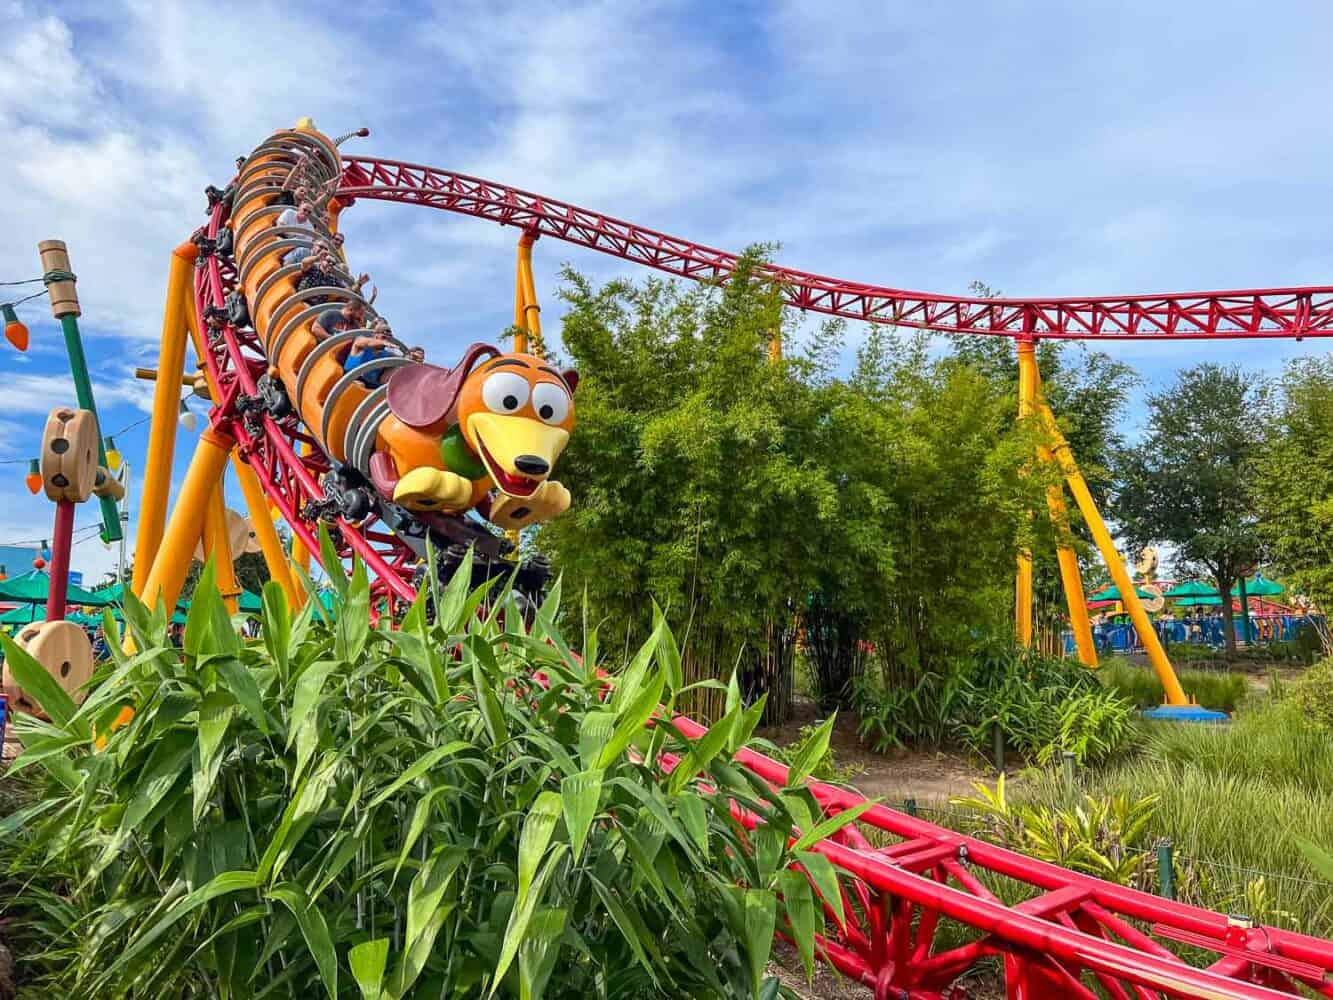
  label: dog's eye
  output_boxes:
[532,382,570,425]
[482,371,530,414]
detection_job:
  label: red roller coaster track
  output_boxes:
[190,144,1333,999]
[340,155,1333,342]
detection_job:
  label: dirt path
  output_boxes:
[757,696,993,806]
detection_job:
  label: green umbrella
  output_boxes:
[1164,580,1217,599]
[1231,576,1284,598]
[1088,583,1157,602]
[0,604,42,625]
[0,570,111,607]
[93,581,191,611]
[238,589,264,614]
[1174,595,1225,607]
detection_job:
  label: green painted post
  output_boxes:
[1157,840,1175,900]
[903,797,917,817]
[992,722,1005,773]
[1237,576,1252,645]
[1062,750,1077,790]
[58,313,121,542]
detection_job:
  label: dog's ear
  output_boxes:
[385,342,499,430]
[561,368,579,394]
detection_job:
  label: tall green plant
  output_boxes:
[0,540,866,998]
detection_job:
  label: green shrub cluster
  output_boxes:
[1097,658,1249,712]
[0,547,864,998]
[852,646,1136,766]
[1293,656,1333,732]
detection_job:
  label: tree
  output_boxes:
[1254,357,1333,624]
[1112,364,1267,653]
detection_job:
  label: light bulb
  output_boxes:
[2,303,28,352]
[104,435,121,472]
[25,458,41,494]
[40,539,50,560]
[178,399,197,432]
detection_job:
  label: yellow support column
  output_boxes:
[232,456,299,607]
[1014,339,1036,646]
[139,428,235,617]
[516,232,542,353]
[1037,403,1187,705]
[202,482,241,615]
[1019,352,1098,667]
[133,242,198,597]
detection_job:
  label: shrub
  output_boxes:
[950,776,1159,889]
[0,548,863,998]
[1293,656,1333,732]
[1097,659,1249,712]
[770,721,863,784]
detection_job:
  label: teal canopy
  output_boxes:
[1164,580,1216,599]
[0,570,111,607]
[1088,583,1156,602]
[1,607,109,628]
[1233,576,1284,598]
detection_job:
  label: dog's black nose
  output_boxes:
[514,455,549,476]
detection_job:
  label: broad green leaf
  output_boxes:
[259,756,338,882]
[742,889,777,997]
[261,580,291,680]
[791,801,876,853]
[317,524,347,599]
[197,691,235,780]
[785,713,835,788]
[561,769,604,861]
[578,711,614,769]
[1297,837,1333,882]
[519,907,566,1000]
[778,870,817,981]
[335,555,371,663]
[387,903,453,999]
[668,704,739,795]
[392,786,449,881]
[651,601,683,694]
[675,792,710,859]
[216,658,270,735]
[611,623,662,714]
[591,875,664,982]
[0,631,78,729]
[183,560,219,657]
[489,844,568,997]
[269,882,338,999]
[287,661,338,749]
[468,638,509,747]
[519,791,563,900]
[596,667,666,769]
[349,938,389,1000]
[119,728,195,835]
[406,847,465,950]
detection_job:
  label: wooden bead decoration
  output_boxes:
[40,407,98,503]
[4,620,94,716]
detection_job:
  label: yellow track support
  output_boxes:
[132,242,197,597]
[1036,403,1187,705]
[202,482,241,615]
[1014,341,1036,646]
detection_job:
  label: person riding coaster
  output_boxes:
[368,342,578,532]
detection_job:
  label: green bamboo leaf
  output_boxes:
[215,657,270,735]
[387,903,453,1000]
[732,694,768,752]
[742,889,777,997]
[578,711,614,769]
[489,844,568,998]
[287,661,338,749]
[791,800,876,852]
[367,741,470,810]
[259,756,338,883]
[261,580,291,681]
[0,631,78,730]
[611,623,662,714]
[796,851,846,930]
[435,544,474,632]
[317,524,347,599]
[183,560,219,657]
[349,938,390,1000]
[590,875,663,983]
[109,870,260,977]
[596,668,666,769]
[667,704,740,795]
[406,847,465,950]
[561,769,604,861]
[336,555,371,663]
[519,907,567,1000]
[675,792,710,859]
[777,870,817,981]
[269,882,338,999]
[519,791,563,899]
[651,601,683,695]
[785,713,835,788]
[118,728,195,836]
[392,786,449,882]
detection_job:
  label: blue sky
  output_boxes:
[2,0,1332,581]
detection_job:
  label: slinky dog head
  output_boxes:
[386,343,578,499]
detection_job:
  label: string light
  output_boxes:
[2,303,28,352]
[25,458,41,494]
[104,436,121,472]
[40,539,51,561]
[178,398,197,432]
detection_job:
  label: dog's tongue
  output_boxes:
[495,466,538,497]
